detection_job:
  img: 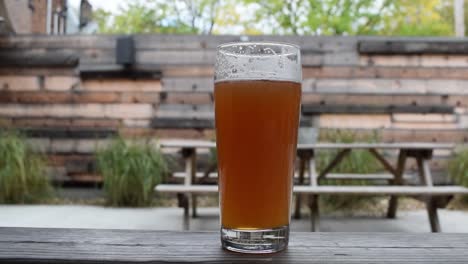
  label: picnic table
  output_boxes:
[1,227,468,263]
[156,140,468,232]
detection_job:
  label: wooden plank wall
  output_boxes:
[1,35,468,183]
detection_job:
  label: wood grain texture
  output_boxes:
[1,227,467,264]
[170,172,396,180]
[159,139,454,150]
[164,76,468,96]
[156,184,468,195]
[0,49,79,67]
[302,104,453,114]
[0,35,356,50]
[302,66,468,79]
[4,36,468,69]
[359,39,468,54]
[299,142,454,149]
[305,78,468,95]
[151,117,214,129]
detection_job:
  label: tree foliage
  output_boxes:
[381,0,453,36]
[93,0,462,36]
[94,0,225,34]
[439,0,468,36]
[245,0,392,35]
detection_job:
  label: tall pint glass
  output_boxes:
[214,42,302,253]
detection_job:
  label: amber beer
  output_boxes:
[215,42,301,254]
[215,80,301,229]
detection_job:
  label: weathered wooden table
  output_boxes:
[295,142,457,233]
[157,140,468,232]
[1,227,468,263]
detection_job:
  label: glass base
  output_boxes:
[221,225,289,254]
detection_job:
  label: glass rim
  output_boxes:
[215,41,302,83]
[216,41,300,52]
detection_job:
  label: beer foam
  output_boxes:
[215,42,302,83]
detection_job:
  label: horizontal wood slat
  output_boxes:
[18,128,116,139]
[171,171,399,180]
[3,36,468,69]
[1,88,465,107]
[0,35,357,50]
[156,104,213,119]
[303,66,468,79]
[159,140,453,149]
[392,114,457,123]
[2,227,468,263]
[162,77,213,92]
[305,78,468,95]
[160,77,468,95]
[360,54,468,67]
[0,104,154,119]
[12,118,121,128]
[156,184,468,195]
[0,49,79,67]
[151,118,214,129]
[164,65,468,79]
[359,39,468,54]
[302,104,453,114]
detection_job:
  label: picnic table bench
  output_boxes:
[156,140,468,232]
[1,227,468,263]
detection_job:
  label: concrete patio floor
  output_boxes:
[0,205,468,233]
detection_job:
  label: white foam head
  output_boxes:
[215,42,302,83]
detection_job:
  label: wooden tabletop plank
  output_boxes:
[159,140,454,150]
[293,186,468,195]
[298,142,455,150]
[159,139,216,148]
[171,172,398,180]
[155,184,468,195]
[1,227,467,263]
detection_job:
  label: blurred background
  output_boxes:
[3,0,467,36]
[0,0,468,232]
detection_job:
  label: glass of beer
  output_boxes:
[214,42,301,253]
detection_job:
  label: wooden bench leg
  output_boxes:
[181,147,197,218]
[427,197,441,233]
[387,150,407,219]
[309,195,320,232]
[177,193,189,217]
[414,153,440,233]
[183,215,190,231]
[192,194,198,218]
[294,194,302,219]
[387,197,398,219]
[294,156,307,219]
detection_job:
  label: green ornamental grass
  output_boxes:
[97,137,167,207]
[448,147,468,203]
[317,129,382,210]
[0,131,51,203]
[317,129,382,175]
[449,147,468,187]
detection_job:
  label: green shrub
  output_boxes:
[97,137,167,207]
[317,129,382,174]
[0,131,51,203]
[448,147,468,203]
[202,147,218,180]
[449,147,468,187]
[317,129,382,210]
